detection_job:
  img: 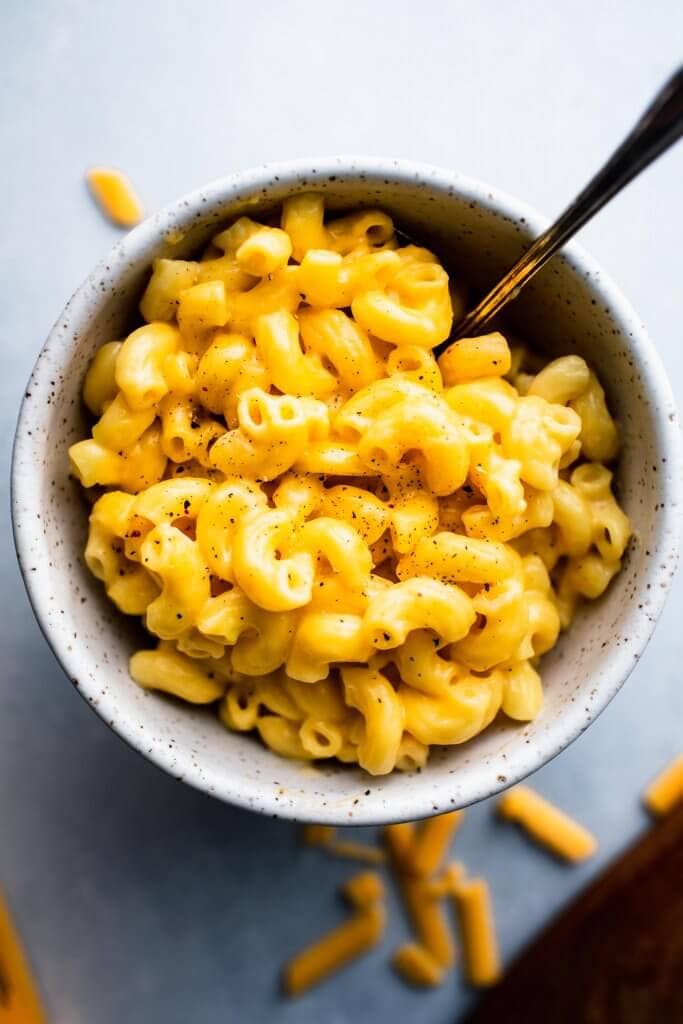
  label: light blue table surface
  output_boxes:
[1,3,681,1022]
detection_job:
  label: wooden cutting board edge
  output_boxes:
[466,801,683,1024]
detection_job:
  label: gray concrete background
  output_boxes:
[1,2,681,1021]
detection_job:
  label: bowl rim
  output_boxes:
[11,155,682,823]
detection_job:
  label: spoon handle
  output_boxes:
[440,66,683,350]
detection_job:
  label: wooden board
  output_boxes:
[466,803,683,1024]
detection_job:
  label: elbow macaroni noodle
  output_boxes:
[69,195,631,775]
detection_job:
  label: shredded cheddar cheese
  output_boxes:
[327,840,386,865]
[426,861,466,898]
[410,811,464,876]
[393,943,444,987]
[453,877,501,987]
[343,871,384,909]
[498,785,597,863]
[398,873,455,968]
[302,825,384,863]
[86,167,144,227]
[283,872,385,996]
[383,822,416,868]
[0,891,46,1024]
[302,824,336,847]
[643,754,683,817]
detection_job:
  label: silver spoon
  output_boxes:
[434,66,683,357]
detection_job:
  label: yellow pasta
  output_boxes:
[141,524,210,638]
[196,332,269,427]
[299,308,383,391]
[139,258,200,322]
[211,216,262,256]
[236,226,292,277]
[438,332,511,384]
[341,666,404,775]
[318,485,389,544]
[130,646,225,703]
[115,322,181,410]
[92,393,156,450]
[231,509,315,611]
[86,166,143,227]
[256,716,313,760]
[327,209,395,254]
[197,591,297,674]
[570,369,620,462]
[83,340,122,415]
[498,785,597,862]
[400,671,503,746]
[287,611,372,683]
[643,754,683,817]
[453,877,501,987]
[500,661,544,721]
[527,354,591,405]
[71,193,630,775]
[254,311,336,399]
[351,260,453,348]
[281,193,330,262]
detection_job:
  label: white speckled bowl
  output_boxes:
[11,158,682,824]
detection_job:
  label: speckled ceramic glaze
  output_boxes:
[11,158,682,824]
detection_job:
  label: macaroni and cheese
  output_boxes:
[69,194,631,775]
